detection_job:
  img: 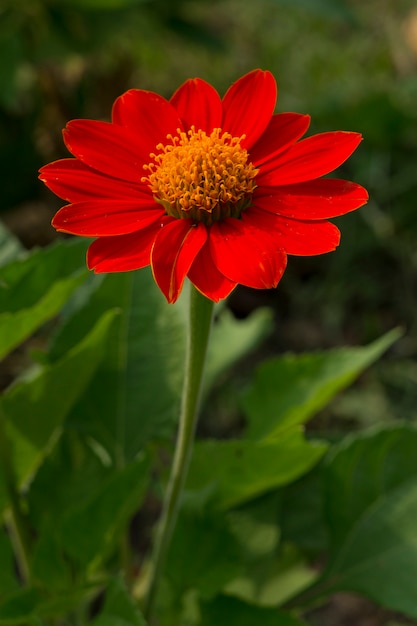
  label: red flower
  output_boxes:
[39,69,368,303]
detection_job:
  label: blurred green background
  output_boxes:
[1,2,417,623]
[2,0,417,442]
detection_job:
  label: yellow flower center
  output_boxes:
[142,127,258,225]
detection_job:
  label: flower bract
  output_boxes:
[39,69,368,303]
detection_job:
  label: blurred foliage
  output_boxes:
[2,0,416,352]
[1,0,417,623]
[0,0,415,480]
[0,232,404,624]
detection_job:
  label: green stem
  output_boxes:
[5,509,31,586]
[0,410,31,585]
[143,286,214,621]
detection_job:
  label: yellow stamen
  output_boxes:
[142,127,258,225]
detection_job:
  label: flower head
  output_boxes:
[39,69,368,303]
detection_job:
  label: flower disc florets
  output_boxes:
[142,126,259,226]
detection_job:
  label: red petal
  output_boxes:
[188,240,237,302]
[257,131,363,186]
[151,220,207,303]
[170,78,222,133]
[209,212,287,289]
[112,89,182,156]
[278,218,340,255]
[63,120,148,183]
[222,70,277,149]
[254,179,369,220]
[52,200,163,236]
[87,223,160,273]
[249,113,311,166]
[250,207,341,255]
[39,158,151,203]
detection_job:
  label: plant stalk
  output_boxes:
[0,409,31,585]
[143,286,214,621]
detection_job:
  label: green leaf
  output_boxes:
[228,494,281,561]
[186,428,327,509]
[166,510,241,600]
[60,453,150,567]
[91,619,133,626]
[0,588,41,624]
[92,576,147,626]
[30,530,73,593]
[226,498,317,607]
[200,594,306,626]
[225,543,317,609]
[52,271,273,464]
[0,239,88,361]
[0,309,118,510]
[242,329,401,441]
[0,239,87,312]
[279,467,328,556]
[298,424,417,618]
[29,436,109,589]
[324,423,417,547]
[30,431,148,586]
[205,307,273,393]
[60,269,187,462]
[91,618,140,626]
[0,529,20,598]
[32,584,102,622]
[0,222,23,268]
[314,479,417,619]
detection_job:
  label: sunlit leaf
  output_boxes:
[56,271,272,462]
[225,544,317,609]
[226,502,316,607]
[0,240,88,362]
[187,427,327,509]
[0,309,117,511]
[242,329,401,441]
[55,269,187,462]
